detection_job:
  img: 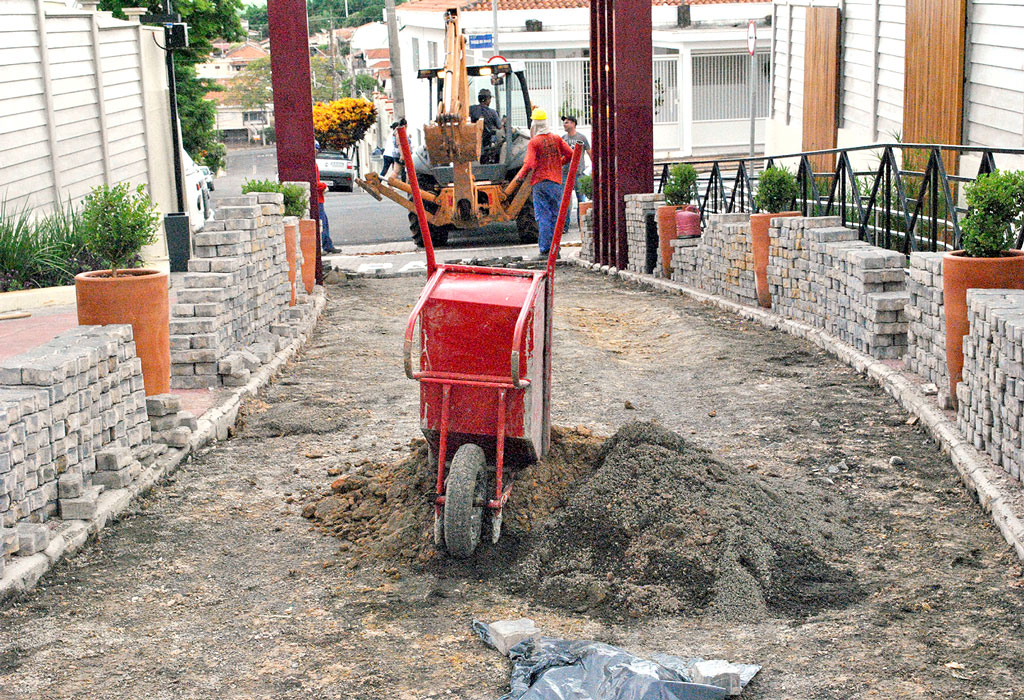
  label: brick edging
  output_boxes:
[570,257,1024,563]
[0,289,327,602]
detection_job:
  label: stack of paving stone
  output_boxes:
[767,217,909,359]
[170,192,299,388]
[905,252,949,405]
[580,208,594,262]
[957,289,1024,481]
[145,393,197,448]
[0,325,153,571]
[672,213,757,305]
[624,194,663,274]
[669,233,700,282]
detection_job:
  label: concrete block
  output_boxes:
[487,618,538,655]
[146,394,182,417]
[14,523,50,556]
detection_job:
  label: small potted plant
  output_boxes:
[943,170,1024,404]
[578,174,593,220]
[74,183,168,395]
[751,165,800,308]
[657,163,698,274]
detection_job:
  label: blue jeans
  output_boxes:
[319,203,334,251]
[532,179,563,254]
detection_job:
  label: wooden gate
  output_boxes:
[801,7,840,173]
[904,0,967,166]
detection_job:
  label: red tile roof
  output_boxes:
[364,48,391,59]
[401,0,766,10]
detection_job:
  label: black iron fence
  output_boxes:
[656,144,1024,255]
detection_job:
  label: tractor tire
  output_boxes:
[517,200,539,244]
[409,212,451,247]
[443,443,487,558]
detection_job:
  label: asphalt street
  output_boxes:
[213,146,582,252]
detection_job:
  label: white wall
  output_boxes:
[0,0,173,269]
[964,0,1024,162]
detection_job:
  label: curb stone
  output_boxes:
[571,257,1024,564]
[0,289,327,603]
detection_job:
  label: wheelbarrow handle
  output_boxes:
[509,272,547,388]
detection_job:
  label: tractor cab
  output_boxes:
[415,62,533,186]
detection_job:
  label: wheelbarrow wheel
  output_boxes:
[444,443,487,558]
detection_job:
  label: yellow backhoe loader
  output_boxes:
[356,8,538,246]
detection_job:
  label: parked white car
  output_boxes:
[199,165,215,191]
[182,151,211,233]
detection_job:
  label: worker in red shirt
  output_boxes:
[510,107,574,256]
[314,140,337,254]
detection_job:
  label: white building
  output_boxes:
[766,0,1024,173]
[1,0,179,269]
[393,0,773,161]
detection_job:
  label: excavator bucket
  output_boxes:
[424,120,482,165]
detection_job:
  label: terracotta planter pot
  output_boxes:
[657,204,684,275]
[750,211,799,308]
[284,220,298,306]
[943,250,1024,404]
[75,268,169,396]
[298,218,317,294]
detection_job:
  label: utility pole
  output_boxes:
[492,0,499,56]
[330,11,337,99]
[384,0,405,121]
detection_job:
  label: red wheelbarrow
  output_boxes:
[398,126,583,557]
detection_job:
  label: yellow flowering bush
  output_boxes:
[313,98,377,150]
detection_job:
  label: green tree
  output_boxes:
[227,56,378,108]
[100,1,244,169]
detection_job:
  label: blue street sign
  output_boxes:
[468,34,493,49]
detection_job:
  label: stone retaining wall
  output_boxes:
[905,252,949,405]
[767,217,909,360]
[671,213,757,306]
[170,192,306,388]
[958,289,1024,482]
[0,325,157,576]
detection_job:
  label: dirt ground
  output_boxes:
[2,268,1024,699]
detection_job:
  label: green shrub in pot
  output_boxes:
[960,170,1024,257]
[754,165,799,214]
[79,183,160,275]
[663,163,698,206]
[578,174,593,200]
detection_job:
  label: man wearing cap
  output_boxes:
[510,107,574,257]
[561,115,592,228]
[470,89,501,163]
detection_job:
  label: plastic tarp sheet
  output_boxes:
[473,625,759,700]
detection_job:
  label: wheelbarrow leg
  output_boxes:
[491,388,507,544]
[433,384,452,549]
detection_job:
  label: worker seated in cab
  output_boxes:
[470,88,501,164]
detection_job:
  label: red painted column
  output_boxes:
[268,0,322,284]
[612,0,653,270]
[589,0,653,269]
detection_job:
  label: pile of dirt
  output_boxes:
[303,421,863,621]
[505,422,864,620]
[302,426,605,565]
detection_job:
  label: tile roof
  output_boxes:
[364,48,391,59]
[401,0,766,10]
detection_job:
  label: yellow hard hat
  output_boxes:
[531,107,548,121]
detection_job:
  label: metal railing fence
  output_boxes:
[656,143,1024,254]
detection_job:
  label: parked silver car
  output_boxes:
[315,149,355,192]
